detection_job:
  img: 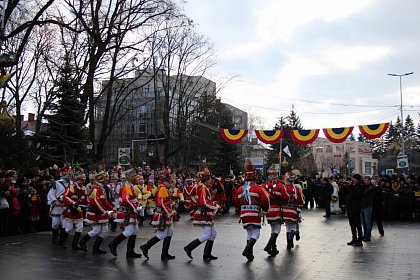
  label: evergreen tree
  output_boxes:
[357,133,368,142]
[267,110,307,174]
[384,121,398,149]
[37,55,88,167]
[189,98,241,176]
[348,133,356,141]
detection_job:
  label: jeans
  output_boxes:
[361,207,372,239]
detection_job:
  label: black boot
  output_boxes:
[242,238,257,261]
[72,232,82,250]
[354,238,363,247]
[287,231,295,250]
[184,239,202,259]
[203,240,217,260]
[52,228,59,244]
[264,233,279,256]
[161,237,175,260]
[59,228,69,249]
[296,230,300,241]
[140,236,161,259]
[286,232,293,250]
[126,235,142,258]
[108,233,127,256]
[79,234,91,252]
[347,238,357,246]
[92,236,107,254]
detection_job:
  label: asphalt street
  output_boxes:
[1,208,420,280]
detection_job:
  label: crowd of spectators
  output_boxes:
[1,165,420,237]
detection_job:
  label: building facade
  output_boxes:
[310,137,378,177]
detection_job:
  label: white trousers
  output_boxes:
[198,225,217,243]
[285,223,297,233]
[51,216,64,229]
[270,223,282,235]
[156,226,174,240]
[122,224,139,237]
[88,224,109,238]
[246,227,260,240]
[65,219,83,233]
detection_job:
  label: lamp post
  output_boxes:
[387,72,413,155]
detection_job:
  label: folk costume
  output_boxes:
[238,160,268,261]
[140,166,177,260]
[61,171,88,250]
[182,178,197,219]
[108,170,143,258]
[262,165,289,256]
[184,168,220,261]
[79,172,115,254]
[47,167,70,244]
[283,171,305,250]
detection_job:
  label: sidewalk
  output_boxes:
[1,208,419,280]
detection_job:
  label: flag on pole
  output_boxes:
[283,145,292,157]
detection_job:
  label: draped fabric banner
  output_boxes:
[290,129,320,145]
[358,123,389,139]
[219,129,248,144]
[323,127,354,143]
[219,123,389,144]
[255,130,284,144]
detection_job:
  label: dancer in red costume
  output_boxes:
[238,160,268,261]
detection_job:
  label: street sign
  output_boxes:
[385,169,394,175]
[118,148,131,166]
[397,155,409,169]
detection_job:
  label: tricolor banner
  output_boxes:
[290,129,320,145]
[255,130,284,144]
[219,123,389,144]
[219,129,248,144]
[358,123,389,139]
[323,127,354,143]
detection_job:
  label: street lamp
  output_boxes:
[387,72,414,155]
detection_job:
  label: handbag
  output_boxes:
[0,197,10,209]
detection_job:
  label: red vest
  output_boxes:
[238,182,268,228]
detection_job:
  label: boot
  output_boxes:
[92,236,107,254]
[72,232,82,250]
[203,240,217,260]
[79,234,91,252]
[184,239,202,259]
[286,232,293,250]
[126,235,142,258]
[347,238,357,246]
[354,238,363,247]
[161,236,175,260]
[59,228,69,249]
[242,238,256,261]
[51,228,59,244]
[264,233,278,256]
[287,231,295,249]
[140,236,161,259]
[296,230,300,241]
[108,233,127,256]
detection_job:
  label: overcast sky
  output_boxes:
[182,0,420,133]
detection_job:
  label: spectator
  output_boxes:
[346,174,363,247]
[361,176,374,242]
[371,179,384,236]
[320,178,334,218]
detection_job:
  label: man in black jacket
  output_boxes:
[320,178,334,218]
[346,174,364,246]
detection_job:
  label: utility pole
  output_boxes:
[387,72,414,155]
[278,117,283,177]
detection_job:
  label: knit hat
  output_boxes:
[352,174,362,181]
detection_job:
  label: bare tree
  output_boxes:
[147,14,217,164]
[56,0,175,162]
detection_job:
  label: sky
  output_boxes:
[182,0,420,134]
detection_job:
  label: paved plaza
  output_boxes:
[1,208,420,280]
